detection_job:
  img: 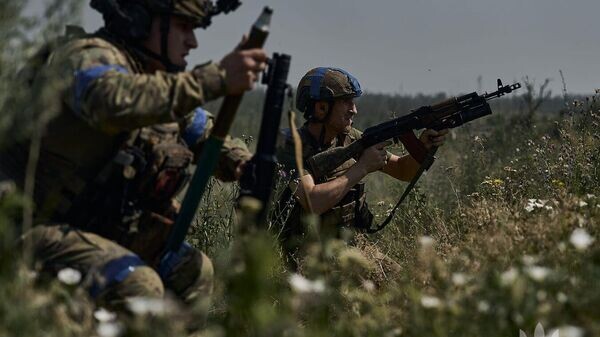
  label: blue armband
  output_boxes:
[73,64,128,115]
[182,107,209,146]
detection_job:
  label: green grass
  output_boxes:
[3,93,598,337]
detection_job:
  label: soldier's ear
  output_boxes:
[314,101,329,119]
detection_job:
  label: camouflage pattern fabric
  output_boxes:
[276,125,395,269]
[277,125,390,185]
[276,125,390,266]
[170,0,212,27]
[0,30,248,221]
[24,225,213,308]
[1,29,246,305]
[277,125,363,180]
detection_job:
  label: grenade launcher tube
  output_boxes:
[163,7,272,254]
[238,53,291,224]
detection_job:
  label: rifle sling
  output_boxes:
[288,109,314,213]
[366,146,438,234]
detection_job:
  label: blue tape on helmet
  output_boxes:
[74,64,128,115]
[309,67,329,100]
[182,107,208,145]
[89,254,145,298]
[332,67,363,97]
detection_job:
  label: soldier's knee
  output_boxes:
[119,266,165,297]
[23,225,65,259]
[180,250,213,303]
[98,266,164,308]
[160,245,213,303]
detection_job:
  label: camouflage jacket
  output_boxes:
[276,125,385,232]
[0,29,250,223]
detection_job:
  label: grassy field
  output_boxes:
[2,90,598,337]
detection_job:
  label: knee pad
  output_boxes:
[91,254,164,299]
[97,266,165,307]
[160,245,214,302]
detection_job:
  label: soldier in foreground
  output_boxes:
[276,67,448,268]
[0,0,267,308]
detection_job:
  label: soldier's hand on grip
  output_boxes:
[419,129,449,149]
[219,35,268,95]
[358,141,390,174]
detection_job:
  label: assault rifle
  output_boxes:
[308,79,521,179]
[307,79,521,233]
[239,53,292,225]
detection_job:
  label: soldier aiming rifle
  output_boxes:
[276,67,520,269]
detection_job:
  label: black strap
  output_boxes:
[366,146,438,234]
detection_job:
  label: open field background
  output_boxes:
[1,1,598,336]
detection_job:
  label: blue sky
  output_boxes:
[31,0,600,95]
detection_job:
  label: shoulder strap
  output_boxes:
[366,146,438,234]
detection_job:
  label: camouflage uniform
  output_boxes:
[0,12,249,306]
[276,126,388,257]
[275,68,392,264]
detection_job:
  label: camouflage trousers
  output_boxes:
[23,225,213,309]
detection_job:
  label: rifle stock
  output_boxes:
[307,138,367,180]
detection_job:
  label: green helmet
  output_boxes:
[296,67,363,117]
[91,0,220,34]
[147,0,215,28]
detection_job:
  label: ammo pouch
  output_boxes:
[67,125,193,264]
[322,182,373,230]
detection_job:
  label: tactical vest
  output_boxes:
[63,124,193,264]
[279,126,374,234]
[1,27,193,264]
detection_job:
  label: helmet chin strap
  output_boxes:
[311,100,333,151]
[130,14,184,73]
[159,14,184,73]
